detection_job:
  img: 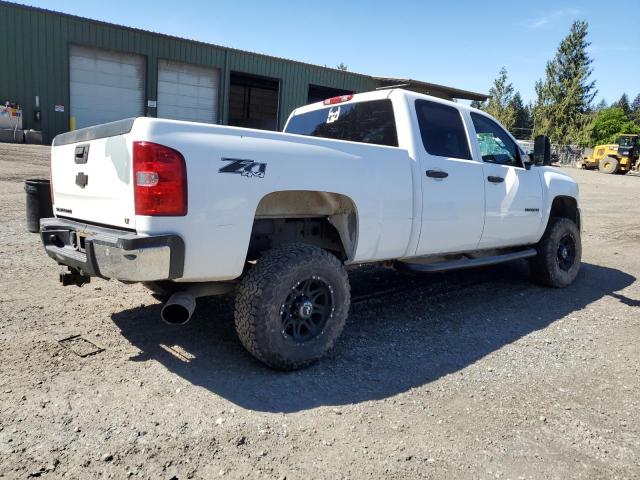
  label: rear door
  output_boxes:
[414,100,485,255]
[469,112,543,248]
[50,121,136,230]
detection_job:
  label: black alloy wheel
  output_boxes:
[556,233,576,272]
[279,276,334,344]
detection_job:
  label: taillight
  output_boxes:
[133,141,187,216]
[323,94,353,105]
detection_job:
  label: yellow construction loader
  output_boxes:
[579,134,640,174]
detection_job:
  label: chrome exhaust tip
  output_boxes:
[161,292,196,325]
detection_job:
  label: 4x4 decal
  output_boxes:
[219,158,267,178]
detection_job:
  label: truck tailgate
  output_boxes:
[51,120,136,230]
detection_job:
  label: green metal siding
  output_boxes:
[0,1,377,143]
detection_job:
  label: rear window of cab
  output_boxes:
[284,99,398,147]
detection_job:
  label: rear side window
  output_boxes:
[284,99,398,147]
[415,100,471,160]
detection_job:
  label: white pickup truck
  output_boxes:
[40,88,581,369]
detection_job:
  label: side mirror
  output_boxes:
[534,135,551,166]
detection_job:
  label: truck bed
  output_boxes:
[50,117,415,281]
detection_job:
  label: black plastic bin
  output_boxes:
[25,179,53,233]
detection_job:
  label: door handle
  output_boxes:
[426,170,448,179]
[487,175,504,183]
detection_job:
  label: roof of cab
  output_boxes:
[290,88,481,117]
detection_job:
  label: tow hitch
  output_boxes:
[59,268,90,287]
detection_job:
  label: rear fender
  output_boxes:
[249,190,359,261]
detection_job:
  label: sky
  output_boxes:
[14,0,640,105]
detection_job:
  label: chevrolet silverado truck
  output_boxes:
[40,89,581,370]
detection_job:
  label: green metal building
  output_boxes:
[0,1,487,143]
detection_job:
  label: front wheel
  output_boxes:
[599,157,619,174]
[529,217,581,288]
[234,243,350,370]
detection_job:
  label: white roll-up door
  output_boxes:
[69,45,145,129]
[157,60,219,124]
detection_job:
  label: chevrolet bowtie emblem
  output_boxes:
[75,172,88,188]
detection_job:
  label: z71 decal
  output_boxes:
[219,158,267,178]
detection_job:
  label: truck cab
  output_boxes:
[284,89,577,256]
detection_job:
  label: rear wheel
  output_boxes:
[599,157,619,174]
[529,217,581,288]
[234,243,350,370]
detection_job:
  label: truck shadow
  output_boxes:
[111,261,635,413]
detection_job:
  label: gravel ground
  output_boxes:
[0,143,638,479]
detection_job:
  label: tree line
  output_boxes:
[470,21,640,147]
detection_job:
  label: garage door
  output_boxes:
[157,60,219,124]
[70,45,145,129]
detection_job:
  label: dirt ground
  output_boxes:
[0,143,638,480]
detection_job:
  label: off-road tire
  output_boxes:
[234,243,350,370]
[599,157,619,174]
[529,217,581,288]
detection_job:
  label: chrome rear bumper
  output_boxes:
[40,217,184,282]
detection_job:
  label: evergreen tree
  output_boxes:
[470,99,485,110]
[509,92,533,138]
[630,94,640,125]
[485,67,516,131]
[595,99,607,111]
[525,102,534,129]
[533,20,596,145]
[613,93,631,118]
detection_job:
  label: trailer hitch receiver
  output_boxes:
[59,268,90,287]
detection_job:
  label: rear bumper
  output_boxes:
[40,217,184,282]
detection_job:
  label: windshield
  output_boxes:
[618,136,636,148]
[284,99,398,147]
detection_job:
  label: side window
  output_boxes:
[470,113,521,167]
[415,100,471,160]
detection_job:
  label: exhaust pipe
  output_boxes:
[161,292,196,325]
[159,282,235,325]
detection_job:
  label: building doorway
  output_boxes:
[229,72,280,130]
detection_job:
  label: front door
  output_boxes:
[469,112,543,248]
[414,100,485,255]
